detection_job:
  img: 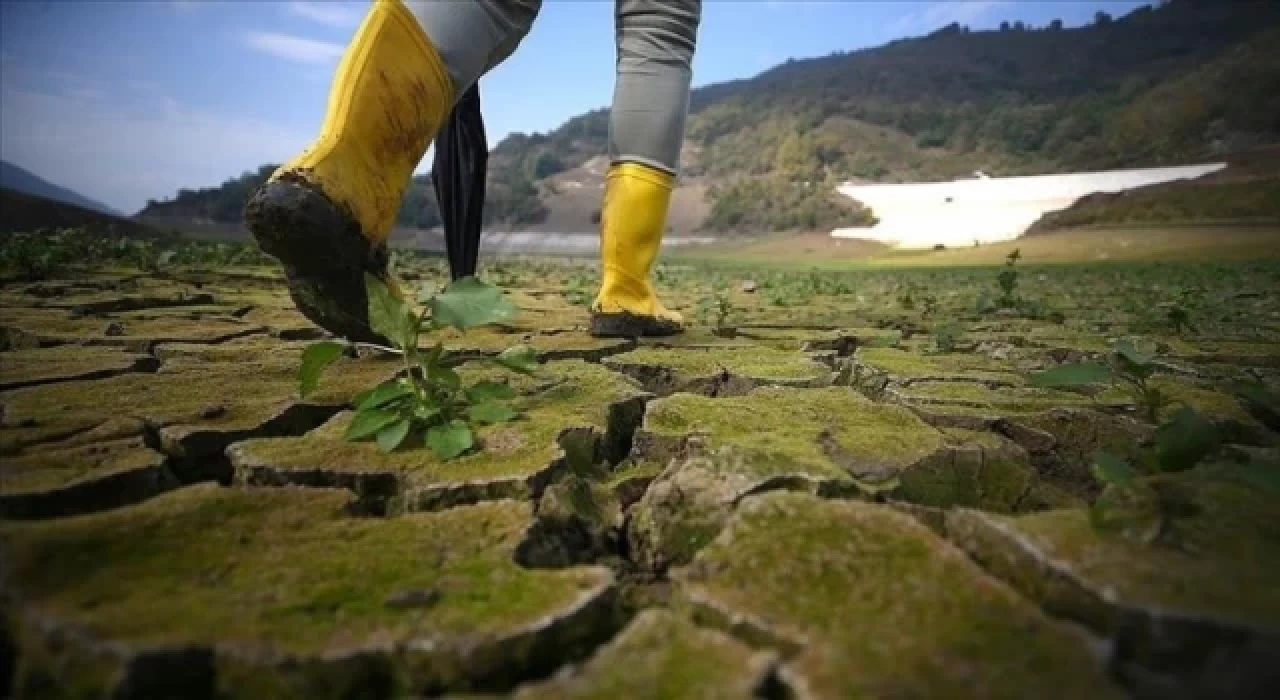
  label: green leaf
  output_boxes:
[426,420,474,460]
[298,341,345,398]
[1028,361,1111,388]
[344,408,402,441]
[431,365,461,390]
[494,345,538,375]
[1154,406,1221,473]
[355,379,415,410]
[375,418,412,452]
[1113,339,1152,367]
[469,401,516,424]
[429,276,518,330]
[466,381,517,403]
[1091,451,1137,485]
[365,273,414,348]
[413,403,442,423]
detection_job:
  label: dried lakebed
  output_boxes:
[2,262,1279,699]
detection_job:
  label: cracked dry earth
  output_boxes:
[2,262,1279,699]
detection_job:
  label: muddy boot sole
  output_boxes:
[243,177,391,345]
[589,310,684,338]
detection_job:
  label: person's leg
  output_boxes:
[591,0,701,338]
[244,0,539,343]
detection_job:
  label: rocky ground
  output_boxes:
[2,255,1279,699]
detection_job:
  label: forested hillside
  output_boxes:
[138,0,1280,235]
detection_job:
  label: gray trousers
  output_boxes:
[406,0,701,175]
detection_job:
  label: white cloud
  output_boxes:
[0,82,312,214]
[890,1,1007,34]
[242,31,345,65]
[286,1,365,29]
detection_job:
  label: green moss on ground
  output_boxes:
[897,431,1038,513]
[605,345,831,393]
[514,610,774,699]
[675,492,1123,699]
[947,478,1280,630]
[3,484,613,694]
[639,386,943,486]
[2,307,264,348]
[0,354,396,456]
[855,346,1020,380]
[228,360,646,511]
[1,436,166,496]
[897,380,1095,413]
[0,345,157,390]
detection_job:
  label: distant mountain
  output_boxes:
[0,161,121,217]
[1,187,176,240]
[142,0,1280,235]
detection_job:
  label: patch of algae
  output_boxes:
[626,388,982,571]
[435,325,523,356]
[1097,377,1256,425]
[895,429,1038,514]
[152,336,314,364]
[1184,340,1280,365]
[513,609,774,699]
[854,346,1023,383]
[0,352,397,456]
[235,305,324,337]
[947,478,1280,633]
[733,327,848,352]
[228,360,647,512]
[604,345,831,394]
[3,484,613,696]
[525,331,633,362]
[1,436,167,496]
[674,492,1123,699]
[2,308,264,348]
[639,387,943,485]
[1023,329,1114,353]
[896,380,1095,413]
[0,344,157,390]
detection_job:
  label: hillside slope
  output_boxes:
[1,187,176,240]
[1026,146,1280,234]
[0,161,121,217]
[139,0,1280,237]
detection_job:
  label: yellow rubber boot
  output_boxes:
[589,163,685,338]
[243,0,453,343]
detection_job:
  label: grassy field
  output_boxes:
[681,224,1280,269]
[2,229,1279,698]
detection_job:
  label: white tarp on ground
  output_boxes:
[830,163,1227,249]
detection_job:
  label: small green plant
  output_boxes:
[4,234,65,281]
[695,292,740,337]
[996,248,1021,308]
[767,289,796,307]
[1087,405,1279,545]
[931,322,962,353]
[897,282,916,310]
[1029,338,1170,423]
[562,273,594,307]
[299,273,539,460]
[921,294,939,319]
[1167,304,1196,334]
[975,289,997,315]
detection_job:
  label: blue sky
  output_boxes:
[0,0,1148,214]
